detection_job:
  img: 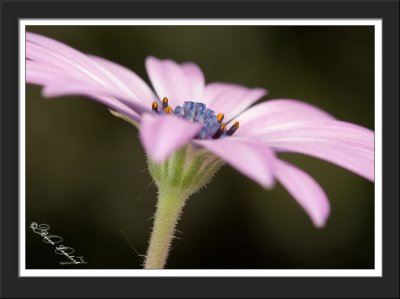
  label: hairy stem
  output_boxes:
[145,145,223,269]
[144,189,188,269]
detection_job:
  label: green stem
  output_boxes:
[144,189,188,269]
[144,145,223,269]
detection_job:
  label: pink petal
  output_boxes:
[233,99,334,136]
[194,137,275,188]
[275,159,330,227]
[145,56,205,108]
[27,58,146,119]
[26,41,94,80]
[181,62,206,99]
[246,120,374,181]
[202,83,267,122]
[139,114,202,163]
[26,58,147,121]
[88,55,158,105]
[43,79,150,114]
[27,38,120,93]
[41,79,147,121]
[26,59,86,84]
[26,32,153,110]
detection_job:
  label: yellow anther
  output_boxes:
[217,113,224,122]
[163,106,173,114]
[233,121,239,129]
[152,101,159,112]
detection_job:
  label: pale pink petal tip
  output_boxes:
[244,120,374,182]
[275,160,331,227]
[194,138,276,189]
[139,114,202,163]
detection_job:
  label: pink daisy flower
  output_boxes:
[26,32,374,268]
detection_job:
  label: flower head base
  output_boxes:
[148,144,224,196]
[148,98,232,196]
[151,97,239,140]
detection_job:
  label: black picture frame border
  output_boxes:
[1,0,399,298]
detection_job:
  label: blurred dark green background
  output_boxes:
[26,26,374,269]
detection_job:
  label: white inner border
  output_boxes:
[19,19,383,277]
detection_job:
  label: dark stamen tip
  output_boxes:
[212,123,226,139]
[226,121,239,136]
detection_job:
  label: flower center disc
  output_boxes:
[152,97,239,139]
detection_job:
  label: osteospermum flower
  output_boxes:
[26,32,374,269]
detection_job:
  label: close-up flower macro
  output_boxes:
[25,26,375,270]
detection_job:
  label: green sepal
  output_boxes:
[147,144,224,197]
